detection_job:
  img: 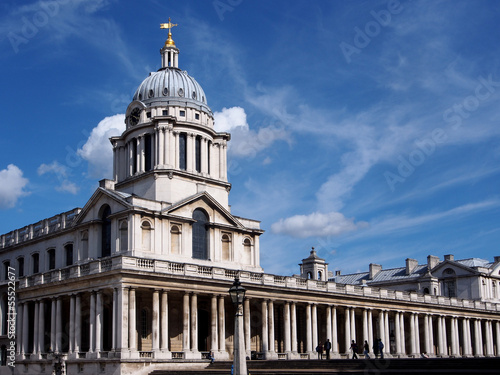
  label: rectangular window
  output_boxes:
[145,134,153,172]
[162,109,168,116]
[146,111,151,118]
[48,249,55,270]
[4,261,10,280]
[179,110,186,117]
[195,113,200,120]
[195,136,201,173]
[65,245,73,267]
[18,257,24,278]
[32,253,39,274]
[207,141,211,175]
[179,133,187,170]
[131,139,137,175]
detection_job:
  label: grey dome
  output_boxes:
[133,67,211,114]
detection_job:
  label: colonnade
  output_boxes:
[15,288,500,360]
[113,125,228,182]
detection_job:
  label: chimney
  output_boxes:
[427,255,439,270]
[369,263,382,280]
[494,256,500,263]
[99,179,115,190]
[444,254,454,261]
[406,258,418,275]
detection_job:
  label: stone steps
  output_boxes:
[150,357,500,375]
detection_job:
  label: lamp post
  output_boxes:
[229,277,247,375]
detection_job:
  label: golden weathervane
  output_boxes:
[160,18,178,46]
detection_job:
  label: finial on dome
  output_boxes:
[160,17,178,47]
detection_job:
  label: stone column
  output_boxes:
[384,311,390,355]
[284,302,291,354]
[414,314,420,357]
[350,308,356,348]
[33,302,39,355]
[183,293,190,352]
[190,293,198,352]
[442,316,448,356]
[22,302,29,355]
[186,133,194,172]
[55,298,62,353]
[450,317,457,357]
[306,303,313,355]
[368,309,374,355]
[210,295,218,353]
[362,309,368,352]
[291,302,298,354]
[326,305,332,344]
[69,296,75,353]
[410,313,416,356]
[268,300,275,355]
[158,127,165,166]
[261,300,268,354]
[128,288,136,352]
[344,307,351,355]
[16,303,22,355]
[495,321,500,357]
[244,298,251,356]
[332,306,339,355]
[485,321,494,356]
[218,295,225,354]
[161,291,169,352]
[50,299,56,352]
[201,138,208,174]
[118,286,129,352]
[89,293,95,353]
[311,304,318,354]
[153,290,160,352]
[378,310,385,352]
[95,291,103,353]
[438,316,445,356]
[111,289,116,351]
[395,311,401,356]
[424,314,430,355]
[75,294,81,354]
[399,312,405,356]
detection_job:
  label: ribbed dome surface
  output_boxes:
[133,67,211,113]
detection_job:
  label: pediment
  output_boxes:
[164,192,244,229]
[431,260,478,278]
[74,188,133,225]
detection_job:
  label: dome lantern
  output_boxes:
[160,18,179,68]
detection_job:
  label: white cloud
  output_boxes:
[38,161,79,195]
[0,164,29,209]
[77,114,125,179]
[214,107,289,157]
[271,211,369,238]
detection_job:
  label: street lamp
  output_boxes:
[229,277,247,375]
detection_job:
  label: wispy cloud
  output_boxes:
[38,161,79,194]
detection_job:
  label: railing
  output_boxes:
[277,353,288,360]
[139,351,152,358]
[171,352,184,359]
[15,255,500,314]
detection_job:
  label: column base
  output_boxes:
[184,351,200,360]
[265,351,279,360]
[217,351,230,360]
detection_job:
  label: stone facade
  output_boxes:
[0,28,499,375]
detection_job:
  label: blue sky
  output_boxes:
[1,0,500,277]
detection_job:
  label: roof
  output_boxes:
[334,264,429,285]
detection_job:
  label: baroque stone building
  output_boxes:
[0,25,499,375]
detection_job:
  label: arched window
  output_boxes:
[142,221,152,251]
[179,133,187,170]
[119,221,128,252]
[318,271,322,281]
[443,268,457,298]
[242,238,252,264]
[423,287,430,295]
[170,225,181,254]
[101,205,112,258]
[65,244,73,267]
[81,231,89,260]
[192,209,209,260]
[221,234,231,261]
[307,272,312,280]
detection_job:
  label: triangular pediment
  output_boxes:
[431,260,478,278]
[164,192,244,229]
[74,188,133,226]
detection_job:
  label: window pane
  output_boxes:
[192,209,209,260]
[179,133,187,170]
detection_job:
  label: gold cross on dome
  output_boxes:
[160,18,178,34]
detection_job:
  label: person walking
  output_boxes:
[350,340,358,359]
[373,338,379,358]
[378,339,384,359]
[324,339,332,360]
[363,340,370,359]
